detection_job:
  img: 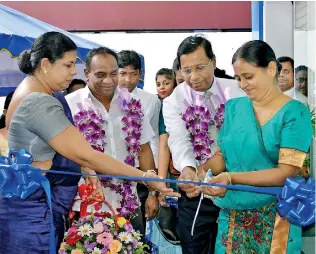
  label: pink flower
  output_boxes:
[97,232,113,246]
[68,227,77,235]
[93,222,104,233]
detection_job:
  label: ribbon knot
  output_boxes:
[0,149,55,254]
[0,149,44,199]
[277,177,315,226]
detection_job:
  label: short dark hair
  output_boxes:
[155,68,174,81]
[155,68,177,88]
[233,40,282,74]
[117,50,142,71]
[177,35,215,68]
[67,79,86,93]
[18,32,77,74]
[86,47,118,70]
[172,58,180,74]
[295,65,308,73]
[277,56,294,70]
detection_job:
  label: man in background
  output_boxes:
[118,50,161,231]
[277,56,307,104]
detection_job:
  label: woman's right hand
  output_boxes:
[144,171,181,198]
[83,167,104,200]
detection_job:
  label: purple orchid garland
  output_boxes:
[182,87,226,166]
[100,88,144,219]
[73,92,143,219]
[73,102,107,152]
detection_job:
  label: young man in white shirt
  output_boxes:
[117,50,161,233]
[163,36,244,254]
[66,47,157,237]
[277,56,308,104]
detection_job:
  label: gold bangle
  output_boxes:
[142,169,157,187]
[222,172,232,185]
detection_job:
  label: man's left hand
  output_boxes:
[145,195,159,220]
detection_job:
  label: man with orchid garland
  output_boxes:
[163,35,244,254]
[66,47,157,237]
[117,50,161,234]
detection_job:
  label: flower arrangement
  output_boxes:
[59,215,149,254]
[73,101,106,152]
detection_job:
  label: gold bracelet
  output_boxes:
[142,169,157,187]
[222,172,232,185]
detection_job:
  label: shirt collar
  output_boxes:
[83,85,120,105]
[131,87,138,95]
[195,76,219,96]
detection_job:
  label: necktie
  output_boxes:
[204,91,215,114]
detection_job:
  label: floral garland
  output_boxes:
[73,101,107,152]
[73,90,144,219]
[99,88,144,219]
[182,88,225,166]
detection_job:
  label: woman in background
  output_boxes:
[156,68,179,195]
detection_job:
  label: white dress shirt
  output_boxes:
[283,87,308,105]
[132,87,161,167]
[66,86,154,213]
[163,77,245,173]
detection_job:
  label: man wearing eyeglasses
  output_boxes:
[162,35,244,254]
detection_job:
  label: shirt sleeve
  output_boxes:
[163,91,197,172]
[21,93,73,143]
[159,105,167,135]
[140,109,155,145]
[149,97,161,137]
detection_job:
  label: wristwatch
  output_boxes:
[148,191,158,197]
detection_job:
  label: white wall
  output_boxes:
[75,32,252,94]
[264,1,294,58]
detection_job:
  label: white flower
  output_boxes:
[132,231,142,240]
[78,224,93,237]
[118,232,132,243]
[91,247,102,254]
[104,218,114,226]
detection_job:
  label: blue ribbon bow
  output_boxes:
[277,177,315,227]
[0,149,55,254]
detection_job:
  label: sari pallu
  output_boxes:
[214,97,312,254]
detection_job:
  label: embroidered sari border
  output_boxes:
[226,210,236,254]
[278,148,307,168]
[270,213,290,254]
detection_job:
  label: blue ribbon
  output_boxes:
[0,150,315,253]
[0,149,56,254]
[276,177,315,227]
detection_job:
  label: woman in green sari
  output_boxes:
[201,40,313,254]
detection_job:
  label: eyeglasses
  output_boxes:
[180,59,212,76]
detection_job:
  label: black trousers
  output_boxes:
[130,183,148,242]
[177,190,220,254]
